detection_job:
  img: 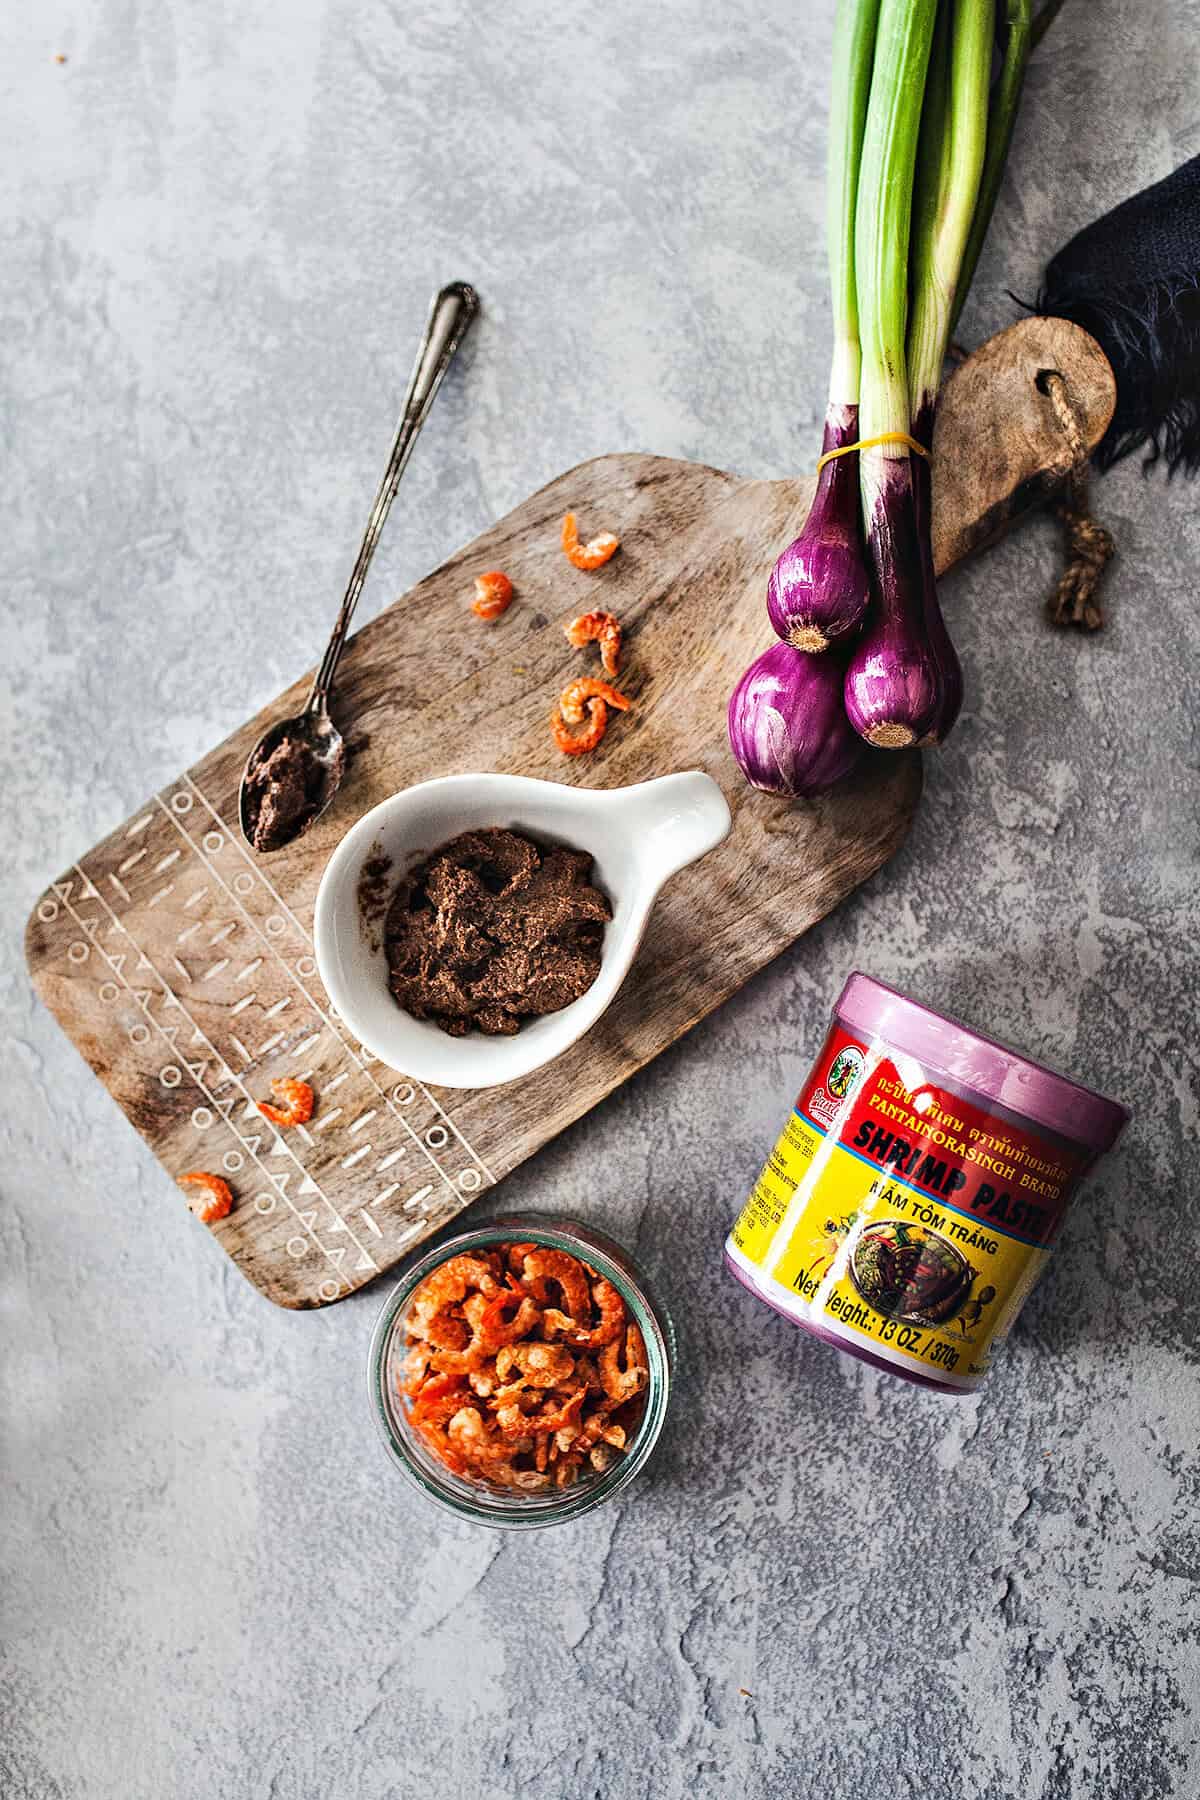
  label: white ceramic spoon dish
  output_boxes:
[313,770,732,1090]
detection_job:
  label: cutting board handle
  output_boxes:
[930,314,1116,575]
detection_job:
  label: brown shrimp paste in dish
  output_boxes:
[383,827,610,1038]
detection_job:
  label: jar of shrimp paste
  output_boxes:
[725,973,1129,1393]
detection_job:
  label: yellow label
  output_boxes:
[730,1110,1050,1386]
[729,1111,820,1267]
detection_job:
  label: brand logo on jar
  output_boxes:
[809,1044,865,1125]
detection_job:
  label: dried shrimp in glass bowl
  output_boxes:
[368,1214,675,1528]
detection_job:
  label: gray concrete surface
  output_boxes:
[4,2,1199,1796]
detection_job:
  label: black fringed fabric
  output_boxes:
[1038,154,1200,475]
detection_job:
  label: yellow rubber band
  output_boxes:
[815,430,931,473]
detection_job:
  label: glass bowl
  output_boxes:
[368,1213,675,1529]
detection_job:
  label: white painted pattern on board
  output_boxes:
[33,773,500,1299]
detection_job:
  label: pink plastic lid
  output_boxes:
[835,972,1130,1155]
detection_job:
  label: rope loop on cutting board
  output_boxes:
[1042,370,1115,631]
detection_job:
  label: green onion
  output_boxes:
[765,0,881,655]
[908,0,995,424]
[951,0,1033,331]
[854,0,936,454]
[827,0,883,406]
[844,0,949,749]
[735,0,1041,781]
[895,0,993,746]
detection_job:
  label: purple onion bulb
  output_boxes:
[844,455,946,748]
[728,641,863,796]
[766,403,871,654]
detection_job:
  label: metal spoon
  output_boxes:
[239,280,479,853]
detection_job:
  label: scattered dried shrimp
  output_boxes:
[564,609,622,676]
[179,1171,234,1224]
[257,1077,314,1128]
[472,570,514,621]
[550,676,632,757]
[561,512,620,571]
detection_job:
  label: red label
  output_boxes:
[797,1022,1089,1248]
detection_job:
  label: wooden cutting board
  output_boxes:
[25,318,1114,1308]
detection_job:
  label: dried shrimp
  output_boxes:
[400,1241,648,1492]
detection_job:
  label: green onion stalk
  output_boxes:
[952,0,1034,335]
